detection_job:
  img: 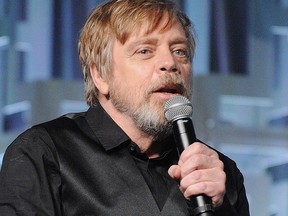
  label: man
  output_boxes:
[0,0,250,215]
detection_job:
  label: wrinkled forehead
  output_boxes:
[128,18,187,45]
[115,10,180,45]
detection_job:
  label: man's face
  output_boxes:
[108,18,192,137]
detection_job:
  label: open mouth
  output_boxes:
[154,84,183,95]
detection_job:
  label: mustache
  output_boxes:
[145,74,190,97]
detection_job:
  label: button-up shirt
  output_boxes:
[0,104,250,215]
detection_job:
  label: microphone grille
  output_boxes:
[164,96,193,122]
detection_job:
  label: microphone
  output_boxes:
[164,95,214,216]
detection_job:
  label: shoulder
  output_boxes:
[38,112,87,131]
[0,126,61,186]
[4,126,58,165]
[4,112,87,162]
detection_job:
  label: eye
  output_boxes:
[138,49,151,55]
[135,47,154,59]
[174,49,187,57]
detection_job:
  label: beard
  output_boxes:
[109,74,192,141]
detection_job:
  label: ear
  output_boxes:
[90,64,109,96]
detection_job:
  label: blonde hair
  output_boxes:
[78,0,196,107]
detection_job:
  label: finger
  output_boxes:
[180,155,224,177]
[182,181,225,207]
[179,142,219,164]
[180,168,226,190]
[180,169,226,207]
[212,194,225,208]
[168,165,181,180]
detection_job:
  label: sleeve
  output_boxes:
[214,154,250,216]
[0,127,62,216]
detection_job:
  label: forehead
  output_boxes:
[124,15,186,44]
[116,10,182,43]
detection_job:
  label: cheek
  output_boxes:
[182,66,192,84]
[128,71,153,91]
[119,77,148,101]
[184,74,192,87]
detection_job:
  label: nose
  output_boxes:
[159,50,178,73]
[160,64,178,73]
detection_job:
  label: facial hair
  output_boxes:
[109,73,192,141]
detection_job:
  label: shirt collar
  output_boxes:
[85,103,131,151]
[85,103,177,156]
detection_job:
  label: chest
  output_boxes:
[55,139,189,216]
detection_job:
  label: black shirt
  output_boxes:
[0,104,250,215]
[129,142,178,210]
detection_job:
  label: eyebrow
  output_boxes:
[126,36,188,51]
[126,38,158,50]
[169,37,188,46]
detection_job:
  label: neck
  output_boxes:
[98,97,156,154]
[98,95,173,158]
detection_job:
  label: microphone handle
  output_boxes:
[172,118,214,216]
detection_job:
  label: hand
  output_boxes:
[168,142,226,207]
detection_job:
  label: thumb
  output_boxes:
[168,164,181,180]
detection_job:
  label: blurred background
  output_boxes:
[0,0,288,215]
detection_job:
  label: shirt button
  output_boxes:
[129,144,136,152]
